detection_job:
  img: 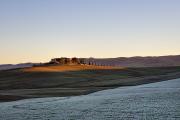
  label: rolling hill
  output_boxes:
[0,63,34,71]
[85,55,180,67]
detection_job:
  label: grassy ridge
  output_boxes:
[0,65,180,101]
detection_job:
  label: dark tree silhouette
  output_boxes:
[64,58,71,64]
[72,57,80,64]
[79,58,85,65]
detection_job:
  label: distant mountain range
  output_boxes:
[85,55,180,67]
[0,63,35,71]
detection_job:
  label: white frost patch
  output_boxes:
[0,79,180,120]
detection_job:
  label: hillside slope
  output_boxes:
[0,63,34,71]
[85,55,180,67]
[1,78,179,119]
[23,65,120,72]
[1,65,180,101]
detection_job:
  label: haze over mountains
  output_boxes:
[88,55,180,67]
[0,55,180,71]
[0,63,35,71]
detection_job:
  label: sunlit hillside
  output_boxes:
[23,65,122,72]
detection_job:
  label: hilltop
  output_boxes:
[23,65,120,72]
[1,55,180,71]
[43,55,180,68]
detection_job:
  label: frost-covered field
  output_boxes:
[0,79,180,120]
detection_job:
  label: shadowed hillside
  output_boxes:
[0,63,35,71]
[84,55,180,67]
[1,65,180,102]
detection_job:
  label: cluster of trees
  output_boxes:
[87,61,109,66]
[50,58,70,64]
[49,57,113,66]
[50,57,86,65]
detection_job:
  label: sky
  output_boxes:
[0,0,180,64]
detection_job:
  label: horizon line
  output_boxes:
[1,54,180,65]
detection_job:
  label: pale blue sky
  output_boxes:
[0,0,180,64]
